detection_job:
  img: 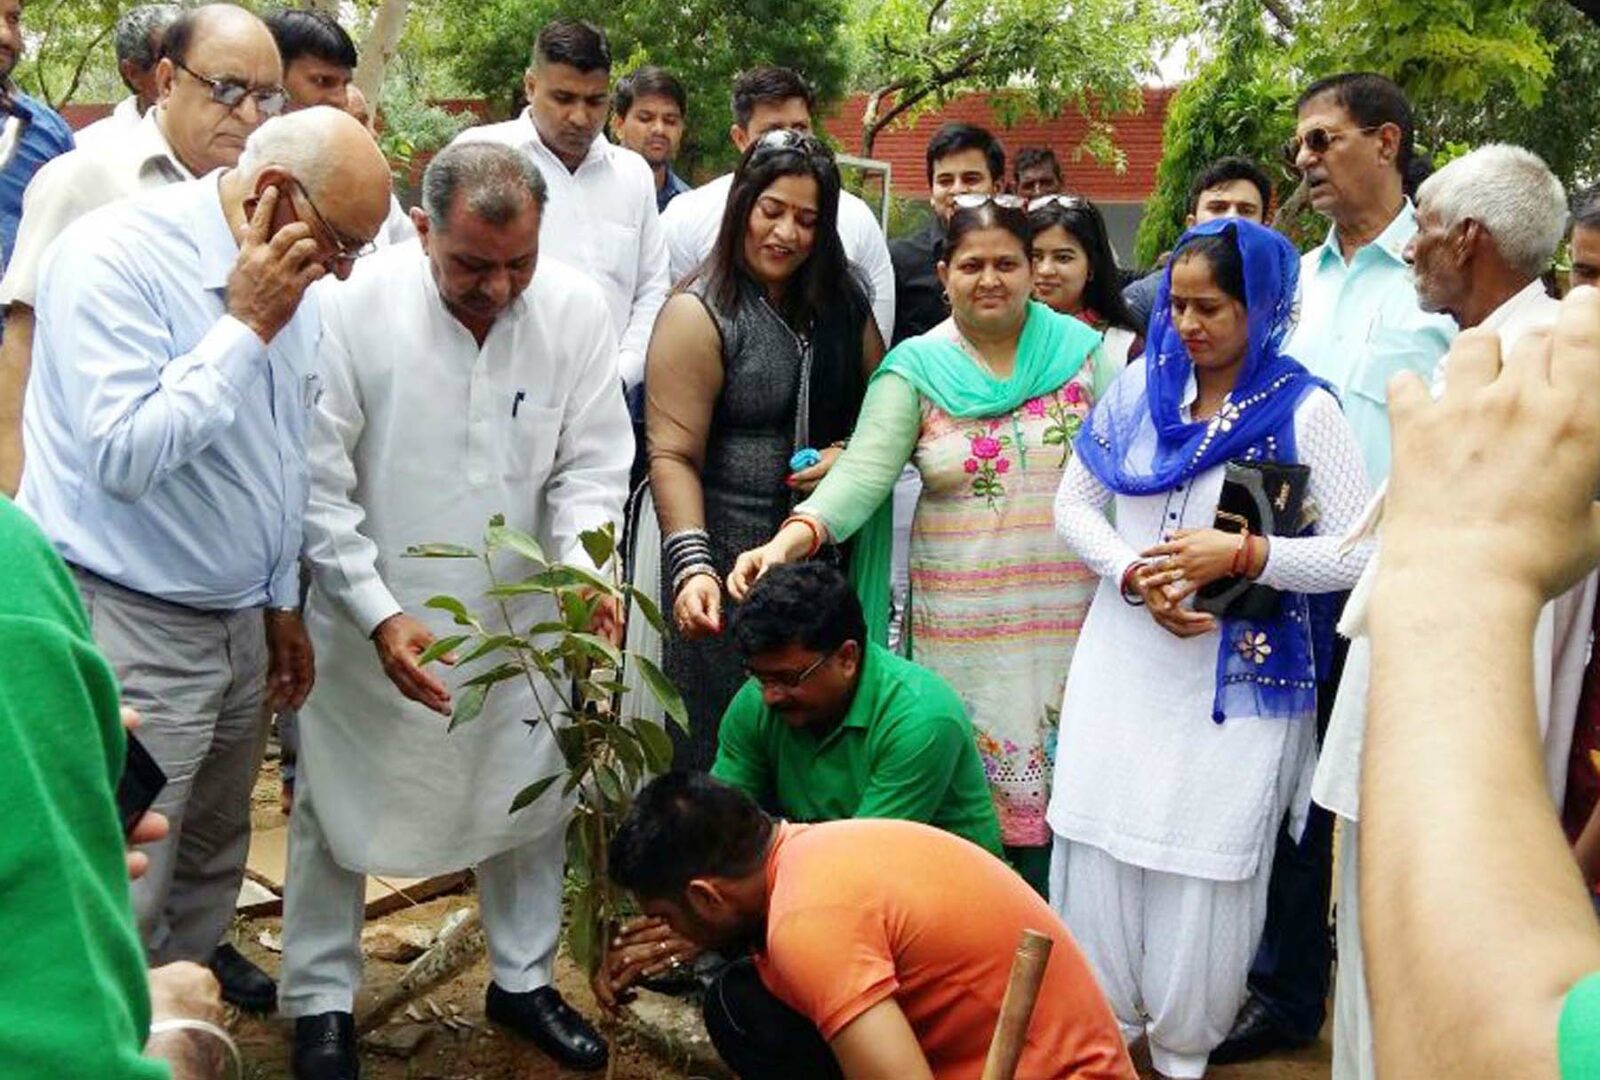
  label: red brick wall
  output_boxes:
[820,88,1172,203]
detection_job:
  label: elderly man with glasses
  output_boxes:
[0,2,287,498]
[14,106,391,1016]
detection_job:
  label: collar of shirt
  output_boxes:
[129,109,194,184]
[1480,278,1556,338]
[189,172,240,291]
[1312,198,1417,273]
[519,109,611,173]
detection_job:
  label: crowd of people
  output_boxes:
[4,2,1600,1078]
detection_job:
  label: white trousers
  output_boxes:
[1050,836,1273,1079]
[279,783,565,1017]
[1331,818,1375,1080]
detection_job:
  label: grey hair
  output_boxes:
[421,142,548,230]
[116,4,182,70]
[1416,143,1568,279]
[235,108,344,193]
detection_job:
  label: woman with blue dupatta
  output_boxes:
[729,197,1113,894]
[1047,219,1372,1078]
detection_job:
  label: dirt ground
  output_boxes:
[234,765,1330,1079]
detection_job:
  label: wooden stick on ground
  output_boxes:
[980,928,1055,1080]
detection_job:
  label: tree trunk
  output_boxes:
[353,0,410,110]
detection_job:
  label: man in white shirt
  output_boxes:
[18,106,391,1013]
[0,2,285,496]
[73,3,181,151]
[1315,143,1595,1080]
[660,65,895,345]
[283,140,630,1079]
[454,18,667,396]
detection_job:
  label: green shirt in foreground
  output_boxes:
[711,642,1004,857]
[0,499,166,1078]
[1561,970,1600,1078]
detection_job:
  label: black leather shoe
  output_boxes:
[209,942,277,1013]
[485,983,608,1071]
[292,1012,360,1080]
[1208,994,1315,1064]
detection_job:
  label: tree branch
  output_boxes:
[925,0,949,34]
[53,23,115,107]
[1261,0,1297,31]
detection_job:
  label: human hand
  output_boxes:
[120,706,169,880]
[673,574,722,639]
[264,609,315,710]
[372,612,455,716]
[227,185,327,343]
[587,591,625,647]
[1141,528,1248,603]
[1381,289,1600,603]
[727,520,816,601]
[1130,563,1218,639]
[145,962,229,1079]
[788,445,842,494]
[591,916,702,1015]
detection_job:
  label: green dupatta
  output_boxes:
[848,301,1104,649]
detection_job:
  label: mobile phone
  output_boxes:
[116,731,167,839]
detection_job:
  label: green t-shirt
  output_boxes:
[711,642,1004,857]
[0,500,167,1078]
[1561,971,1600,1078]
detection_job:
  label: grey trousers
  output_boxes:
[73,567,270,965]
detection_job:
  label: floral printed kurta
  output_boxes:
[907,368,1101,847]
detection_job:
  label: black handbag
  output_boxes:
[1194,460,1311,620]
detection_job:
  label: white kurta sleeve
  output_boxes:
[840,192,895,346]
[547,310,633,571]
[1255,389,1375,594]
[1054,454,1142,585]
[302,313,401,636]
[661,192,705,286]
[617,184,670,390]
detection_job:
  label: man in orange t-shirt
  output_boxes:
[608,772,1134,1079]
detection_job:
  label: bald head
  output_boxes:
[155,4,285,175]
[345,84,375,133]
[233,107,393,277]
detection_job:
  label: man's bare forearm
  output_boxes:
[0,305,35,497]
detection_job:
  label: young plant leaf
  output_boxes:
[485,522,548,565]
[425,594,481,629]
[509,774,562,812]
[631,718,675,773]
[461,661,525,689]
[622,583,667,635]
[570,632,622,668]
[448,681,489,731]
[417,634,469,665]
[456,633,522,665]
[404,542,478,559]
[579,526,615,570]
[633,654,688,731]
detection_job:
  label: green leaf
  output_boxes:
[485,521,548,565]
[570,631,622,668]
[594,762,626,803]
[404,542,477,559]
[417,634,469,665]
[509,773,562,812]
[555,725,588,768]
[561,589,598,631]
[425,595,482,629]
[487,566,611,597]
[632,718,675,773]
[461,661,526,689]
[633,654,688,732]
[623,583,667,636]
[579,525,615,570]
[567,882,601,976]
[448,682,489,732]
[456,633,522,665]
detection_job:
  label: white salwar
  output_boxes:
[1049,379,1372,1078]
[280,242,632,1016]
[1314,281,1599,1080]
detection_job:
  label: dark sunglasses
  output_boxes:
[176,60,287,117]
[1282,124,1382,168]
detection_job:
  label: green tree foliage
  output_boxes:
[850,0,1183,160]
[427,0,852,177]
[12,0,125,107]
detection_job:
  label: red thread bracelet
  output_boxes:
[782,514,823,559]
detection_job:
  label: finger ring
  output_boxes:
[659,941,670,954]
[667,956,681,970]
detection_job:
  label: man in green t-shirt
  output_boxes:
[711,561,1002,856]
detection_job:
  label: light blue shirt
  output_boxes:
[18,173,319,611]
[1285,200,1456,485]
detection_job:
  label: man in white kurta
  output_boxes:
[281,141,630,1077]
[1314,144,1597,1080]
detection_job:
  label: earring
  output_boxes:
[941,289,950,306]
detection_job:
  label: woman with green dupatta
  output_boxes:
[729,197,1115,893]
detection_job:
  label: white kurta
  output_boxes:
[300,241,632,877]
[1049,383,1373,880]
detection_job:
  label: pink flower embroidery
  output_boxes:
[1024,396,1049,418]
[1063,381,1086,405]
[995,458,1011,474]
[963,458,980,474]
[971,435,1002,460]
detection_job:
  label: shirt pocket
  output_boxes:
[504,402,563,487]
[591,220,640,291]
[1347,327,1445,406]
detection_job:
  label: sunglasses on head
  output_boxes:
[1027,194,1090,213]
[176,60,287,117]
[951,193,1026,211]
[748,128,829,164]
[1282,124,1382,168]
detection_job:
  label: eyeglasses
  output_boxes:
[952,193,1026,211]
[747,128,829,165]
[1282,124,1382,167]
[291,178,377,262]
[744,648,835,691]
[175,60,287,117]
[1027,194,1090,213]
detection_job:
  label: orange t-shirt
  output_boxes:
[754,820,1135,1079]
